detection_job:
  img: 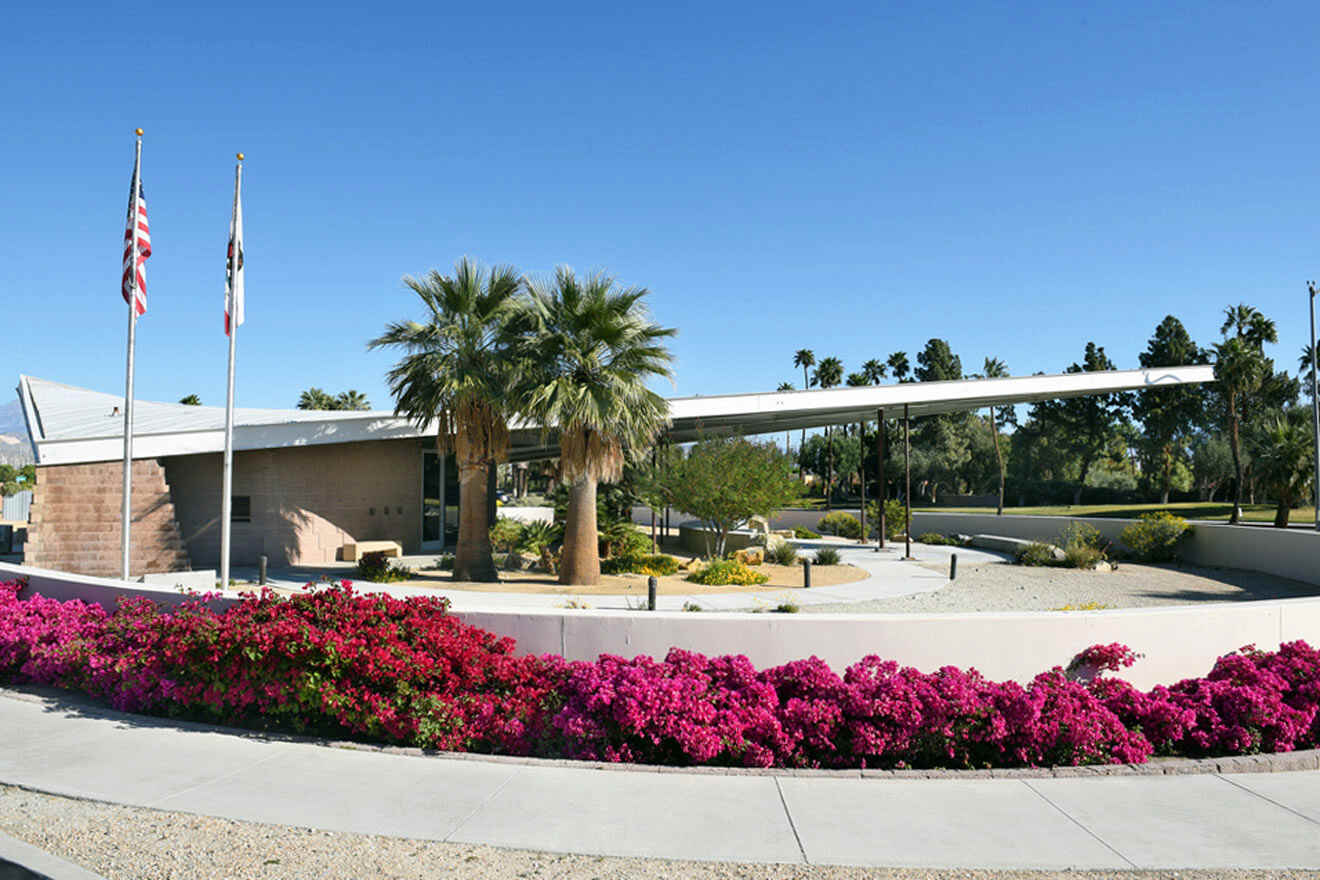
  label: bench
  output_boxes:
[341,540,403,562]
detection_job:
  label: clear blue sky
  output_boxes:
[6,1,1319,412]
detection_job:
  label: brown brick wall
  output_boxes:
[26,459,191,577]
[163,439,425,568]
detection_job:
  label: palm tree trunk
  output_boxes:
[825,426,834,511]
[1274,495,1291,528]
[988,406,1004,515]
[1229,394,1243,524]
[453,457,497,582]
[800,365,810,482]
[559,475,601,585]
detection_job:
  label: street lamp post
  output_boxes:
[1309,282,1320,531]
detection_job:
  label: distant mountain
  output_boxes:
[0,399,33,465]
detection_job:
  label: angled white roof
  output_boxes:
[18,365,1216,466]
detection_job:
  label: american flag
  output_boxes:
[121,172,150,316]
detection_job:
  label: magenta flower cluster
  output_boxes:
[1,579,1317,769]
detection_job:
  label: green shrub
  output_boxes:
[1062,544,1106,569]
[865,499,909,540]
[686,559,769,586]
[818,511,863,539]
[766,542,798,565]
[488,517,525,553]
[1014,542,1056,567]
[432,554,454,571]
[516,520,562,554]
[917,532,956,546]
[600,554,680,576]
[770,601,800,614]
[601,522,650,559]
[355,551,413,583]
[682,601,704,612]
[1059,522,1107,552]
[794,526,821,539]
[813,547,841,565]
[1120,512,1190,562]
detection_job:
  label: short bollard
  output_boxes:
[950,553,958,581]
[802,559,812,589]
[647,576,657,611]
[258,554,268,586]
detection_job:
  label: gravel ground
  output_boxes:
[2,785,1317,880]
[803,561,1319,614]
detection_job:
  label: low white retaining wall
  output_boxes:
[4,558,1319,690]
[910,512,1320,587]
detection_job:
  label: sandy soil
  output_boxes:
[803,560,1320,614]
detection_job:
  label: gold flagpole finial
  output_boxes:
[135,128,144,136]
[236,152,244,161]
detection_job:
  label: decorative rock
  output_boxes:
[734,547,764,566]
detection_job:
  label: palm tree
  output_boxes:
[1214,336,1268,524]
[1253,411,1315,527]
[793,350,815,468]
[1221,304,1278,349]
[886,351,910,382]
[777,382,795,456]
[520,267,675,586]
[178,394,202,406]
[979,357,1009,514]
[1301,343,1318,402]
[861,359,887,384]
[297,387,337,410]
[336,390,371,411]
[368,258,526,582]
[813,357,844,508]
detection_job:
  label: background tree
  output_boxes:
[1213,304,1281,523]
[665,435,801,558]
[776,381,795,455]
[812,356,844,508]
[1250,409,1315,527]
[178,394,201,406]
[792,349,815,462]
[520,268,675,586]
[1191,434,1234,501]
[335,390,371,411]
[977,356,1009,514]
[1031,342,1131,505]
[369,258,525,582]
[1133,316,1208,503]
[911,339,970,503]
[1300,343,1317,403]
[861,359,887,384]
[886,351,911,382]
[297,387,338,410]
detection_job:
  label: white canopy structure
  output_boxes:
[18,365,1217,466]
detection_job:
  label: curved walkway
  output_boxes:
[3,689,1319,870]
[237,541,1000,612]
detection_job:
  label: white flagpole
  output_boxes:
[220,154,243,590]
[121,128,143,582]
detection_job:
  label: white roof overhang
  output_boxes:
[19,365,1216,466]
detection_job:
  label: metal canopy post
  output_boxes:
[1310,282,1320,531]
[876,407,885,551]
[858,418,866,544]
[904,404,912,560]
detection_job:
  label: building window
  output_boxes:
[231,496,251,522]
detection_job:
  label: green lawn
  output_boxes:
[921,501,1317,524]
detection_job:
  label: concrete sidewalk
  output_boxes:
[3,690,1319,870]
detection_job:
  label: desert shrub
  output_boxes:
[813,547,841,565]
[865,499,909,540]
[917,532,956,546]
[516,520,562,554]
[1014,542,1056,567]
[681,601,704,612]
[766,542,798,565]
[356,551,413,583]
[771,601,800,614]
[600,522,650,559]
[1119,513,1190,562]
[488,517,525,553]
[794,526,821,539]
[1062,545,1106,569]
[818,511,863,539]
[600,554,680,576]
[685,559,769,586]
[1059,522,1107,552]
[433,554,455,571]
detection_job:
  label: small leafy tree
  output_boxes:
[664,435,801,558]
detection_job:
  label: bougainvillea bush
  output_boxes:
[1,579,1317,769]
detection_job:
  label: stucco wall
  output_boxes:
[909,512,1320,587]
[163,439,427,567]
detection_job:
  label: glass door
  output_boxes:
[421,450,456,551]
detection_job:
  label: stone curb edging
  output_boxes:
[0,829,106,880]
[6,685,1318,781]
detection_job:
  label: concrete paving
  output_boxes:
[230,540,1003,612]
[3,690,1319,869]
